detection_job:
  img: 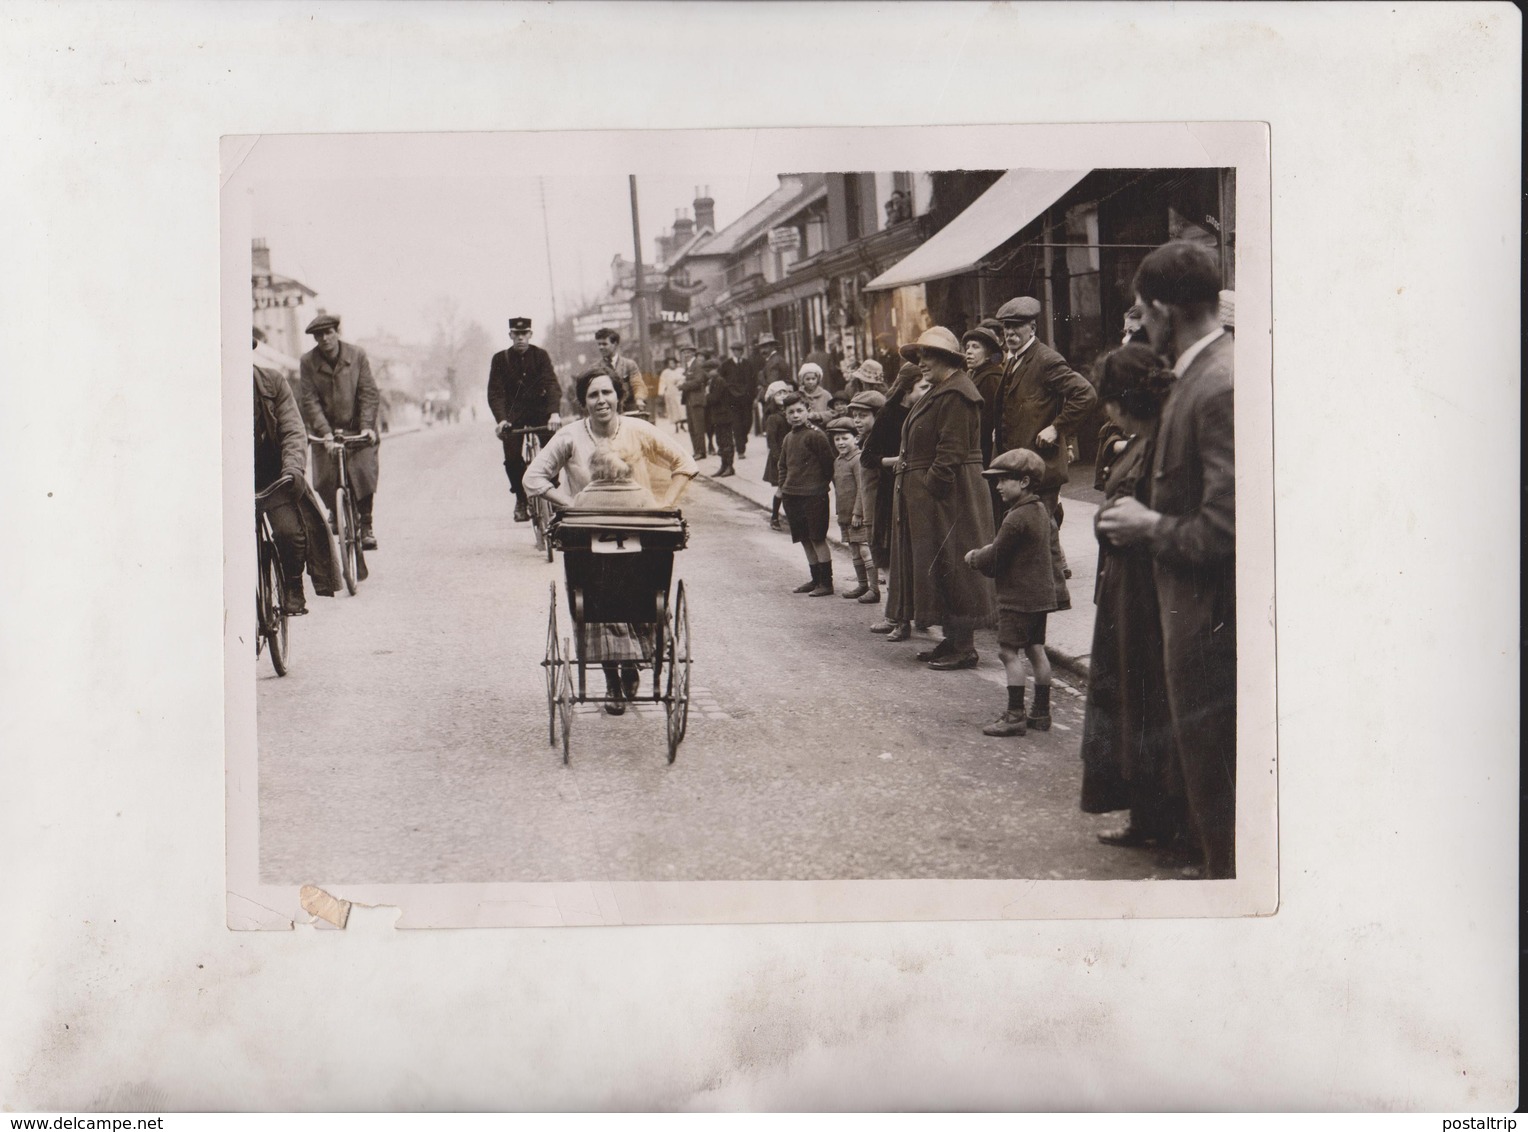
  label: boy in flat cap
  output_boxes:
[964,448,1071,737]
[299,313,382,549]
[488,317,563,523]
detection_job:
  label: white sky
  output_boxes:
[251,171,780,345]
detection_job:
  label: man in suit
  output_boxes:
[299,313,382,549]
[991,296,1097,528]
[703,351,736,476]
[594,327,643,414]
[487,316,563,522]
[1097,241,1236,879]
[757,332,792,392]
[720,340,755,458]
[677,341,709,461]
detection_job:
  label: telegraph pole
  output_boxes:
[539,177,559,329]
[629,174,651,377]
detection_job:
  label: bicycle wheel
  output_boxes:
[664,580,690,763]
[335,491,358,595]
[545,582,560,747]
[264,540,290,676]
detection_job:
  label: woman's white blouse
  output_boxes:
[523,416,699,500]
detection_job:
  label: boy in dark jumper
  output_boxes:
[964,448,1071,736]
[773,392,838,596]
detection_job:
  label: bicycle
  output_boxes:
[510,426,555,562]
[255,475,295,675]
[309,431,373,595]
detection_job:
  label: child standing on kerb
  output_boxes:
[774,392,838,596]
[826,416,877,602]
[761,380,792,530]
[964,448,1071,736]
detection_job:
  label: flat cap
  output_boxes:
[849,390,887,412]
[981,447,1047,480]
[995,296,1042,323]
[825,416,857,434]
[508,316,533,332]
[305,313,340,335]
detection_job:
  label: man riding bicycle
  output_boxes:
[254,330,338,614]
[487,316,563,522]
[299,312,381,549]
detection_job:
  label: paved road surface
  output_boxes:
[257,422,1184,884]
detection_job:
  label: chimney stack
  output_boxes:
[252,237,271,275]
[673,207,695,244]
[693,185,715,231]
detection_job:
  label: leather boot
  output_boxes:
[841,558,869,599]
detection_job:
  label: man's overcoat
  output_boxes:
[256,365,341,596]
[300,341,381,499]
[1149,330,1236,875]
[994,339,1096,494]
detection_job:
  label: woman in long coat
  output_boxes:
[1079,345,1186,849]
[884,328,996,669]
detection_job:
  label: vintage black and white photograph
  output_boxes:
[224,124,1276,927]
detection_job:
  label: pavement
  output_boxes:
[663,415,1101,680]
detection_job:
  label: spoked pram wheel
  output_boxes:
[544,581,560,747]
[558,637,574,766]
[664,580,691,764]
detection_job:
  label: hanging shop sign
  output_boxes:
[767,226,801,252]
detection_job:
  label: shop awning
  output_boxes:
[863,169,1089,291]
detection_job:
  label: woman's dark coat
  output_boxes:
[860,397,909,569]
[884,371,996,627]
[1078,430,1181,831]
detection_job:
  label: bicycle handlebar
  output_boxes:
[307,432,375,448]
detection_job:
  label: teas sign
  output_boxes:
[659,286,691,324]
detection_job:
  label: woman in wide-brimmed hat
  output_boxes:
[843,358,886,400]
[882,328,996,668]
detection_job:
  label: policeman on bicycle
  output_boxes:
[254,331,317,615]
[487,316,562,523]
[299,313,381,549]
